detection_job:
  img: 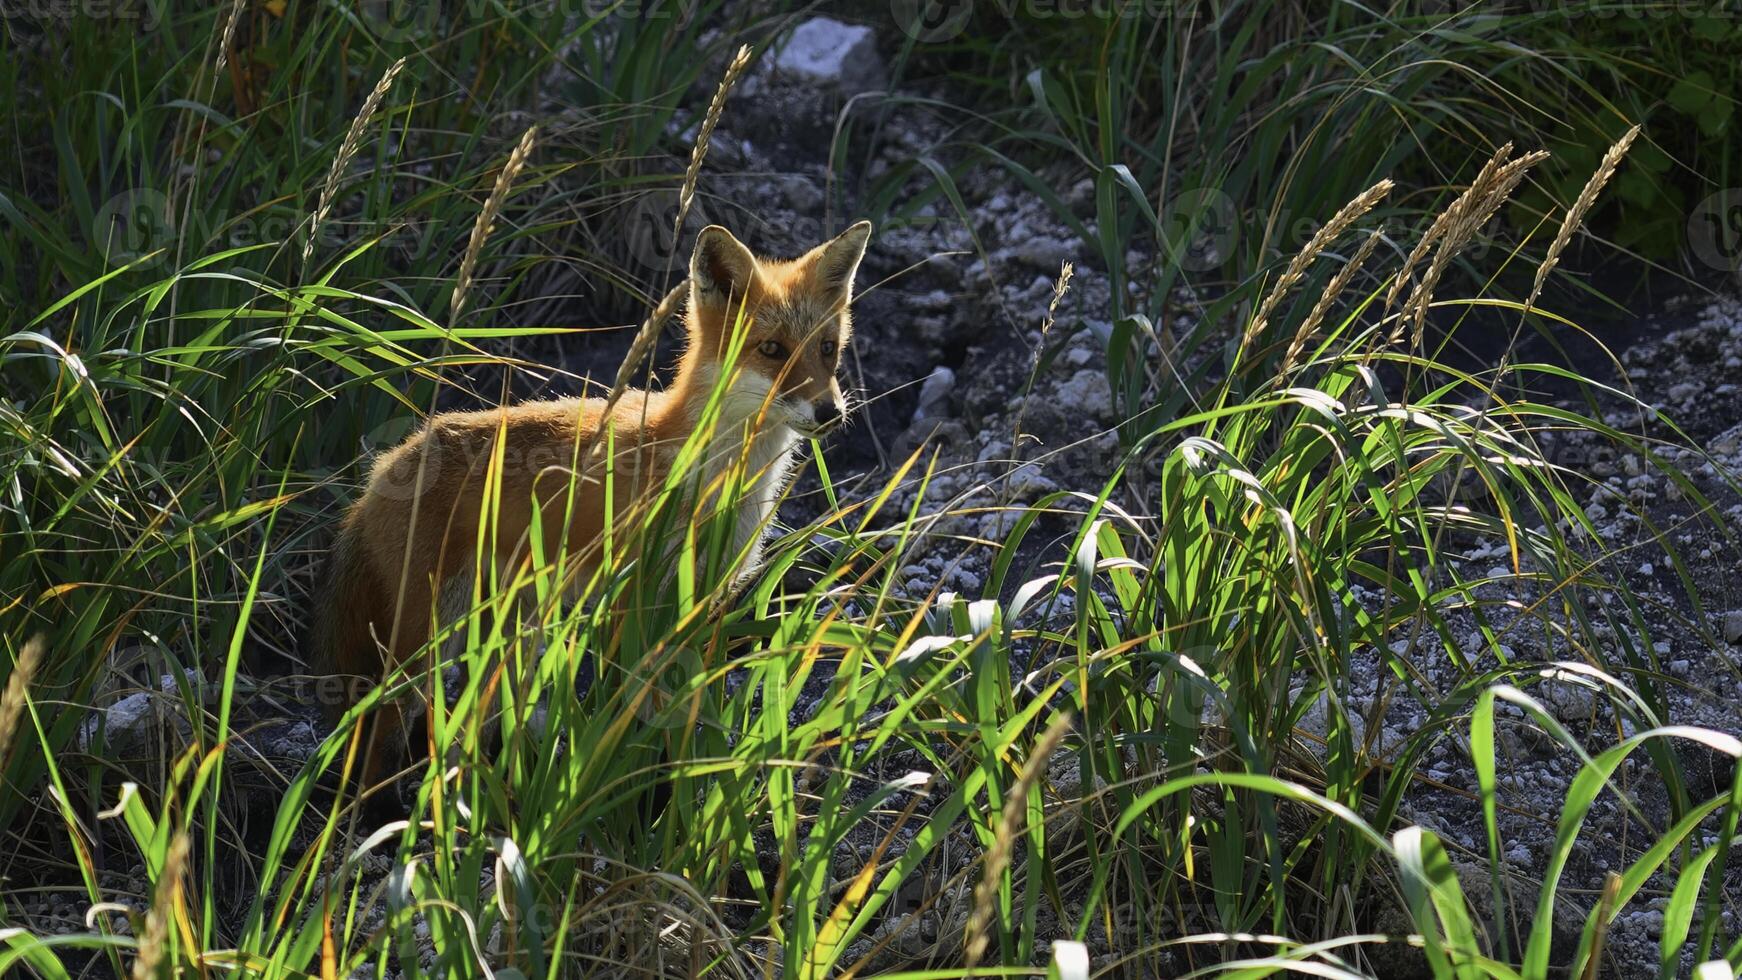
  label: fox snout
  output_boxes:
[798,377,847,433]
[810,398,843,429]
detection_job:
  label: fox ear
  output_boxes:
[690,226,757,305]
[806,220,872,296]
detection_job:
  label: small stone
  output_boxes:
[913,288,953,312]
[774,18,885,96]
[912,366,956,423]
[780,176,823,213]
[1009,463,1058,497]
[1055,368,1114,421]
[1721,610,1742,644]
[1014,235,1073,273]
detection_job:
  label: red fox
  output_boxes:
[308,220,871,792]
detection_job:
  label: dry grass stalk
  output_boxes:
[1041,260,1075,341]
[964,711,1074,969]
[131,831,190,980]
[0,635,44,765]
[1384,143,1515,314]
[669,44,754,264]
[1242,179,1392,357]
[214,0,246,71]
[451,125,539,322]
[304,57,407,265]
[1402,148,1548,348]
[1009,261,1074,453]
[1528,125,1640,311]
[585,45,756,462]
[1283,226,1384,374]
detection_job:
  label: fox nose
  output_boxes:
[813,401,843,428]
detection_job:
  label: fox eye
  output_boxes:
[758,340,788,359]
[820,340,837,358]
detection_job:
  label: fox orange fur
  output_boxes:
[308,220,871,792]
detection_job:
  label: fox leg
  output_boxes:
[354,568,436,802]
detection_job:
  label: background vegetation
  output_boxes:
[2,0,1739,976]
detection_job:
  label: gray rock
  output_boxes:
[1008,462,1058,497]
[774,18,885,96]
[78,670,200,754]
[912,314,952,347]
[912,366,956,423]
[1722,610,1742,644]
[1014,235,1073,273]
[1712,423,1742,456]
[913,288,953,312]
[780,175,824,213]
[1056,368,1114,422]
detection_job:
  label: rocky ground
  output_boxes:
[29,15,1742,976]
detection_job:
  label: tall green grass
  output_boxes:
[2,2,1741,978]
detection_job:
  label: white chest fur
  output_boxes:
[689,367,804,582]
[701,417,798,584]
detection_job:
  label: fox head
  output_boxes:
[682,220,872,438]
